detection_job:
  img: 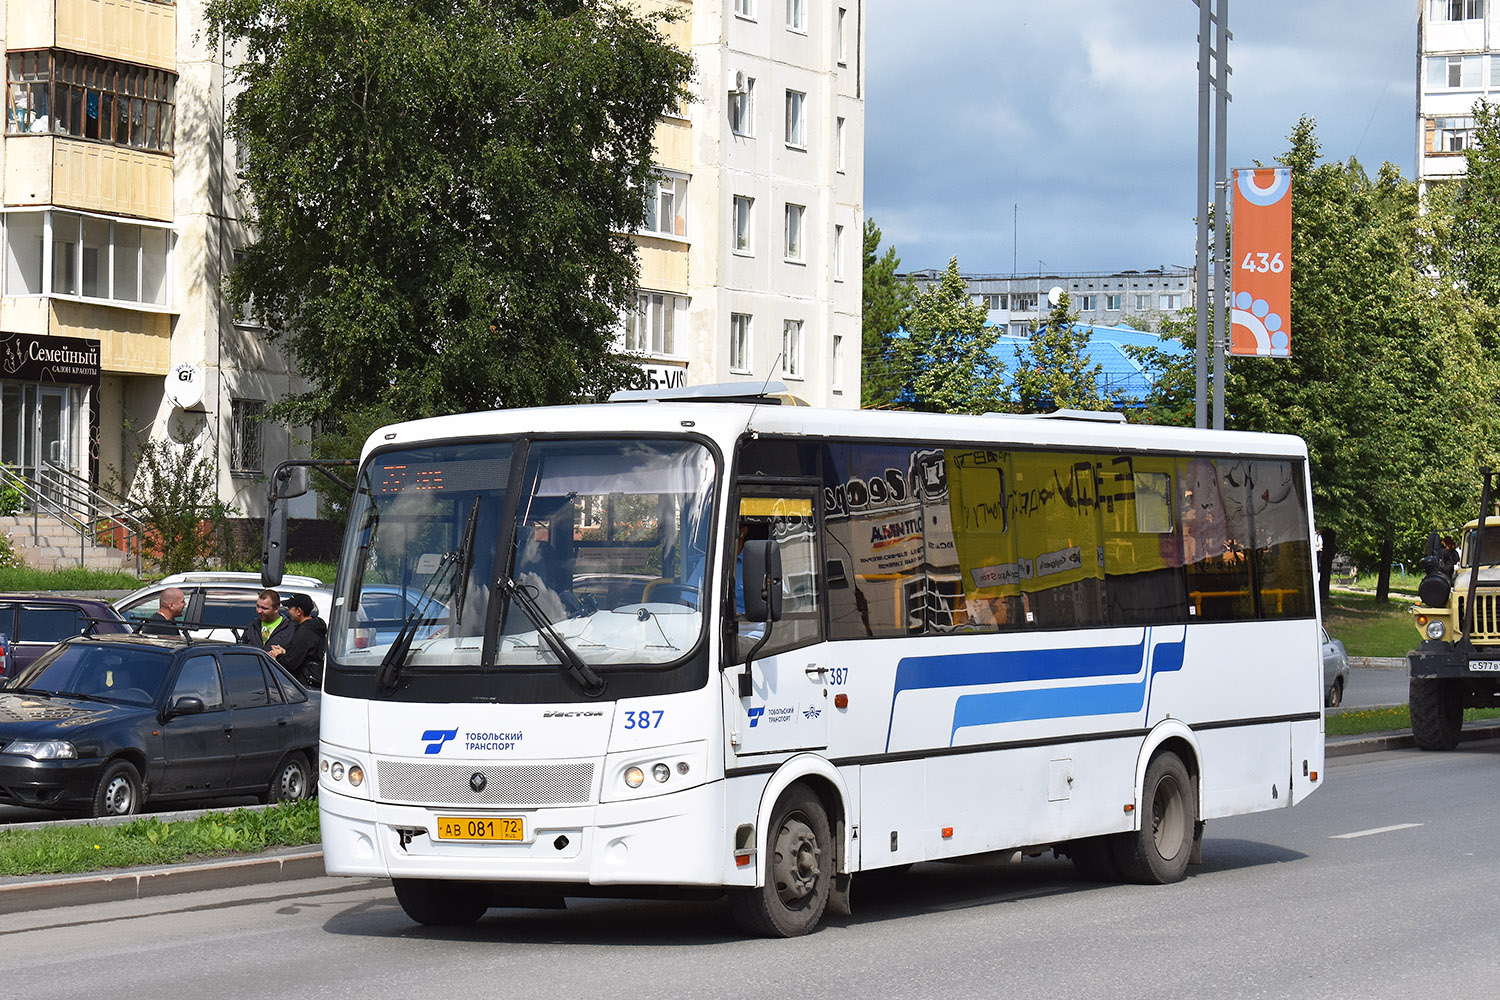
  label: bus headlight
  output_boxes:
[603,742,709,802]
[320,745,371,798]
[624,766,645,788]
[1426,620,1447,640]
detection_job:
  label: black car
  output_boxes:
[0,634,319,817]
[0,595,130,677]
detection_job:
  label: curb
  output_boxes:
[0,847,327,915]
[1325,717,1500,757]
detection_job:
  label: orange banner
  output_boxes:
[1230,168,1292,358]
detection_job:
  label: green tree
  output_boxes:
[1123,308,1197,426]
[887,257,1005,413]
[1011,291,1113,413]
[206,0,694,423]
[861,218,914,407]
[1443,99,1500,321]
[130,432,242,575]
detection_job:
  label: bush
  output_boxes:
[130,432,242,575]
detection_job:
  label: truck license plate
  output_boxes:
[1471,661,1500,672]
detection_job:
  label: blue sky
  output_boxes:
[864,0,1419,274]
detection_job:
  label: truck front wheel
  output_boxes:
[1410,676,1463,751]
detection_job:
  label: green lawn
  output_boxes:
[1323,591,1420,658]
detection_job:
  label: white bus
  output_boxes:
[301,384,1324,936]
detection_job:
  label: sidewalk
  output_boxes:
[8,719,1500,915]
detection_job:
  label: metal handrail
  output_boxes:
[0,463,144,574]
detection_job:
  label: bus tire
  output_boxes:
[1067,836,1122,882]
[728,784,832,937]
[1112,751,1195,885]
[392,878,489,926]
[1410,676,1462,751]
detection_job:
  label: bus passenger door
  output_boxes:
[728,492,830,755]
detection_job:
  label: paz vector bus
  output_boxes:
[261,383,1325,937]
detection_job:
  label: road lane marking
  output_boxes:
[1330,823,1424,839]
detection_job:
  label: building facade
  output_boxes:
[902,267,1196,336]
[624,0,864,408]
[1417,0,1496,190]
[2,0,307,520]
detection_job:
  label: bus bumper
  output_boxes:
[319,781,728,887]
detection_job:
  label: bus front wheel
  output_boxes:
[728,784,832,937]
[1112,751,1195,885]
[392,878,490,926]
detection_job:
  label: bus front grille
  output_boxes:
[1460,592,1500,642]
[375,760,595,807]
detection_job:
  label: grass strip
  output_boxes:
[1326,705,1500,737]
[0,567,145,592]
[1324,591,1421,658]
[0,799,320,877]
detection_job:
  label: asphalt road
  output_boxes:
[1343,662,1410,710]
[3,741,1497,1000]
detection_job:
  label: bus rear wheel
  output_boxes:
[1112,751,1195,885]
[392,878,490,926]
[1410,676,1462,751]
[728,784,832,937]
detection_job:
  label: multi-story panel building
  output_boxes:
[624,0,864,408]
[1418,0,1495,190]
[901,267,1196,337]
[1,0,306,520]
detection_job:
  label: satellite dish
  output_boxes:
[166,362,205,410]
[1047,286,1065,307]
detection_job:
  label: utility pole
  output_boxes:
[1194,0,1230,430]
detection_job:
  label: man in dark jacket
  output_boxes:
[141,587,186,636]
[244,589,294,652]
[270,592,326,688]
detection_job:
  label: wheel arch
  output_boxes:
[1132,721,1201,830]
[751,754,851,888]
[106,747,152,797]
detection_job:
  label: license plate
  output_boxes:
[436,816,525,841]
[1472,661,1500,672]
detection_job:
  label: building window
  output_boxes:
[786,0,806,31]
[733,196,754,253]
[834,224,845,281]
[784,203,805,261]
[623,291,687,357]
[1434,116,1476,151]
[785,90,806,147]
[642,173,688,238]
[832,334,844,391]
[730,313,753,373]
[782,319,804,378]
[1430,0,1483,19]
[730,76,755,136]
[2,210,171,306]
[230,399,266,476]
[735,0,755,17]
[1427,54,1481,89]
[1105,293,1122,311]
[1160,293,1184,310]
[1077,294,1097,311]
[981,293,1007,310]
[836,116,846,171]
[1134,294,1152,310]
[5,51,176,152]
[837,7,849,62]
[1011,292,1037,311]
[1008,321,1030,337]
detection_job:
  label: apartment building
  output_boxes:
[901,267,1196,337]
[624,0,864,408]
[1,0,306,520]
[1418,0,1496,189]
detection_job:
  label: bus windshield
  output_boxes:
[331,437,716,672]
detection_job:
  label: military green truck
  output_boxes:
[1409,471,1500,749]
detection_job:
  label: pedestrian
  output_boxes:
[1441,535,1460,580]
[270,593,326,688]
[140,586,186,636]
[244,589,294,653]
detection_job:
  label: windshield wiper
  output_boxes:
[375,550,460,694]
[501,577,606,697]
[450,496,481,629]
[53,690,113,705]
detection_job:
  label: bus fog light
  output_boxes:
[625,766,645,788]
[652,763,671,783]
[320,758,330,773]
[331,761,345,781]
[347,764,365,787]
[677,761,689,775]
[1426,620,1446,640]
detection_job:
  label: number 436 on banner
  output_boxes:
[1230,167,1292,358]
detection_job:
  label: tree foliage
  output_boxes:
[887,258,1005,414]
[861,218,914,408]
[206,0,694,422]
[1443,99,1500,324]
[1011,291,1113,413]
[130,432,242,575]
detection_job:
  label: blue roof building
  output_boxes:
[991,322,1189,403]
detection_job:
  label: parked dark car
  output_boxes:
[0,595,130,678]
[0,633,319,816]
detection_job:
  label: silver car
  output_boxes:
[115,572,333,643]
[1322,626,1351,708]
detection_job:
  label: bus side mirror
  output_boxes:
[271,466,309,499]
[742,539,783,623]
[261,497,288,589]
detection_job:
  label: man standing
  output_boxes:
[141,587,186,636]
[270,593,326,688]
[245,590,294,653]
